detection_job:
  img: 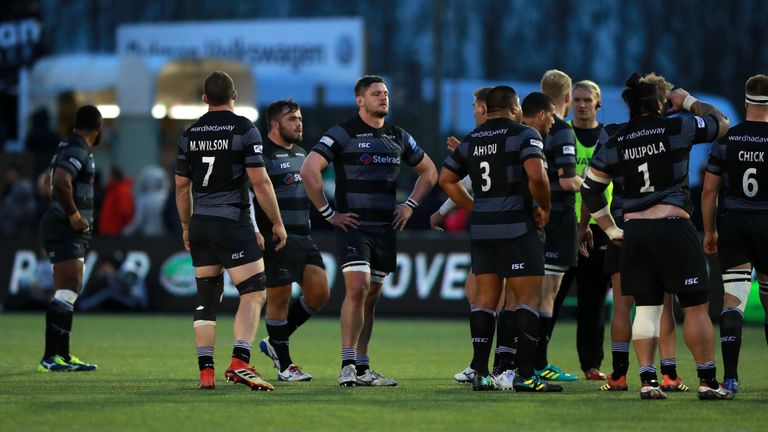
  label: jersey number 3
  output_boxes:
[480,161,491,192]
[202,156,216,187]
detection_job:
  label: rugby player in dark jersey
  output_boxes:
[252,99,329,383]
[429,87,502,384]
[532,70,581,382]
[175,71,287,391]
[38,105,102,373]
[702,73,768,394]
[599,73,687,393]
[582,73,733,400]
[441,85,561,392]
[301,75,437,387]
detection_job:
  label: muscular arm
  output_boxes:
[247,166,286,250]
[668,89,730,139]
[392,154,438,231]
[689,101,730,140]
[580,167,621,240]
[174,175,192,250]
[300,152,333,212]
[701,172,722,254]
[558,170,583,192]
[408,154,438,203]
[299,152,358,231]
[53,169,79,217]
[524,158,551,213]
[438,168,473,212]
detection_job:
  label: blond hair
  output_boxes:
[640,72,674,103]
[540,69,572,102]
[572,80,601,101]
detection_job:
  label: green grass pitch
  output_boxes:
[1,314,767,431]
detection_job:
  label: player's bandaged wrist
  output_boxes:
[68,212,81,223]
[682,95,698,111]
[604,225,623,240]
[318,203,335,220]
[402,198,418,210]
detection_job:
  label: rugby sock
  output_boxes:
[660,357,678,380]
[492,310,506,372]
[58,307,74,361]
[496,309,517,372]
[469,308,496,376]
[468,304,477,370]
[610,340,630,379]
[266,319,292,371]
[356,354,370,375]
[341,348,357,368]
[696,360,717,387]
[513,305,540,378]
[44,297,74,359]
[720,308,743,380]
[639,364,657,383]
[197,346,214,371]
[287,296,315,336]
[534,312,552,370]
[232,340,252,364]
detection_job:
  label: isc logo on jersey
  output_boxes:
[253,145,263,154]
[359,154,400,165]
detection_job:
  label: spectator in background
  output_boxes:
[25,108,61,176]
[99,165,134,236]
[123,166,169,237]
[1,163,37,236]
[163,186,182,235]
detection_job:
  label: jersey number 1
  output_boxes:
[202,156,216,187]
[638,162,655,193]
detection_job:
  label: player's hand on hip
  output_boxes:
[392,205,414,231]
[429,211,444,232]
[703,231,718,255]
[182,228,190,251]
[446,136,460,152]
[533,207,549,228]
[272,224,288,251]
[69,214,89,232]
[328,212,359,232]
[255,232,265,251]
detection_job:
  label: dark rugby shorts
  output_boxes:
[471,229,545,278]
[336,226,396,274]
[717,212,768,274]
[189,215,263,269]
[263,234,325,287]
[544,210,578,268]
[621,218,708,303]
